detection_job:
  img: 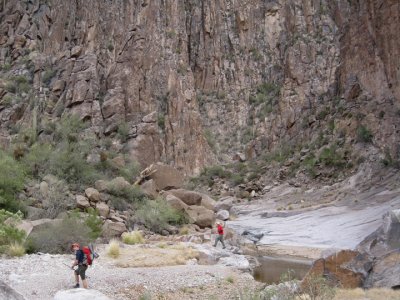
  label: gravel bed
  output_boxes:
[0,253,262,300]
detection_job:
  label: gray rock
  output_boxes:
[76,195,90,209]
[218,254,250,270]
[0,280,26,300]
[96,202,110,218]
[54,288,112,300]
[102,220,127,238]
[85,188,100,202]
[216,210,230,221]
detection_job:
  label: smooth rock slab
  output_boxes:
[0,280,26,300]
[218,254,250,270]
[54,288,112,300]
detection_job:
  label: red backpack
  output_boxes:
[81,244,99,266]
[82,246,93,265]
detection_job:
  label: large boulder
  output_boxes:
[0,280,26,300]
[382,209,400,249]
[186,205,215,228]
[141,179,159,199]
[102,220,127,238]
[165,194,188,212]
[215,196,235,212]
[76,195,90,209]
[96,202,110,218]
[107,177,131,191]
[200,194,217,212]
[218,255,250,270]
[144,163,184,190]
[216,210,230,221]
[167,189,202,206]
[365,250,400,288]
[54,288,111,300]
[85,188,100,202]
[302,250,365,289]
[17,219,62,237]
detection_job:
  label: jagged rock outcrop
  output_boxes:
[1,0,399,176]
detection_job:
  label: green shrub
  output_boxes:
[319,145,346,168]
[135,198,188,233]
[107,183,145,203]
[42,68,56,86]
[118,160,140,182]
[204,129,216,150]
[158,114,165,130]
[0,151,26,213]
[84,208,102,240]
[0,210,26,254]
[117,122,130,143]
[21,142,53,176]
[357,125,373,143]
[27,213,95,254]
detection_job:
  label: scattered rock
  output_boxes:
[200,194,217,212]
[215,197,234,212]
[94,180,108,192]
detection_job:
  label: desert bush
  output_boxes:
[27,213,95,253]
[107,239,120,258]
[122,231,144,245]
[84,208,102,240]
[135,198,188,233]
[0,151,26,213]
[7,243,25,257]
[107,183,145,204]
[319,145,346,168]
[117,160,140,182]
[0,210,26,254]
[356,125,373,143]
[42,68,56,86]
[117,122,130,143]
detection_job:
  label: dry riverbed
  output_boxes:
[0,243,263,300]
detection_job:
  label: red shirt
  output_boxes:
[217,224,224,235]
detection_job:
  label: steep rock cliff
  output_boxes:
[0,0,399,175]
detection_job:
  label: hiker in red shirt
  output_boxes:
[213,221,226,249]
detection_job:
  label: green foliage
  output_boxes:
[117,122,130,143]
[84,208,102,240]
[0,151,26,213]
[118,160,140,182]
[27,213,95,254]
[319,145,347,168]
[250,82,280,107]
[107,183,145,204]
[135,198,188,233]
[0,210,26,254]
[42,68,56,86]
[204,129,216,150]
[356,125,373,143]
[158,114,165,131]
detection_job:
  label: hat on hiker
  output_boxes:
[71,242,80,250]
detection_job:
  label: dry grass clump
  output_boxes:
[113,243,199,267]
[107,239,120,258]
[122,231,144,245]
[333,288,400,300]
[7,243,25,257]
[179,226,189,235]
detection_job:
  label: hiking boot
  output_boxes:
[73,283,80,288]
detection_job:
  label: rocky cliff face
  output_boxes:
[0,0,399,175]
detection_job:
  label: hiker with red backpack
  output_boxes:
[71,243,89,289]
[213,221,226,249]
